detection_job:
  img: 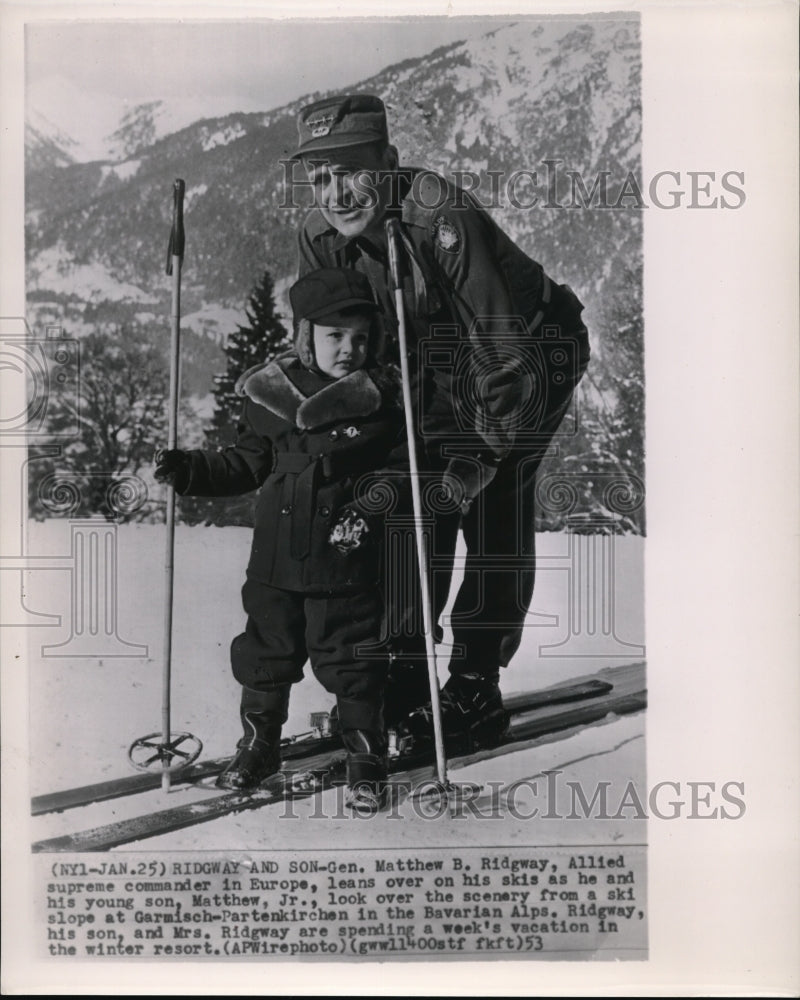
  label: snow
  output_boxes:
[386,64,418,88]
[25,521,645,849]
[26,77,128,162]
[182,303,246,341]
[25,108,80,163]
[27,244,156,304]
[200,123,246,152]
[184,183,208,210]
[99,159,141,182]
[26,82,261,164]
[440,19,638,167]
[191,392,216,422]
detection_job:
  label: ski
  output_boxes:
[32,662,645,852]
[31,674,616,817]
[30,730,344,817]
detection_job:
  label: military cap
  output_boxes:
[292,94,388,159]
[290,267,379,324]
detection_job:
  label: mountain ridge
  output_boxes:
[26,19,640,332]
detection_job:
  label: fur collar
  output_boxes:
[237,357,383,430]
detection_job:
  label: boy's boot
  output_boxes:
[342,729,389,814]
[337,696,388,813]
[327,662,428,734]
[216,685,290,790]
[405,669,510,750]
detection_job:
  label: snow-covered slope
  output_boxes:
[26,521,646,851]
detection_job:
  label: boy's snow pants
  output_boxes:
[230,579,390,734]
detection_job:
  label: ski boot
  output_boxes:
[341,729,388,815]
[216,685,290,791]
[405,670,510,751]
[384,658,432,729]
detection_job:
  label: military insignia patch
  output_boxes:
[433,216,461,254]
[307,113,335,138]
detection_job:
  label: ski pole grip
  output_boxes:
[166,178,186,275]
[385,218,403,290]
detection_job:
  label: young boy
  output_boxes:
[155,268,418,812]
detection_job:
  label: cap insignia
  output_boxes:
[307,114,335,138]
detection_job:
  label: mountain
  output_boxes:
[25,110,79,172]
[26,19,640,327]
[105,101,167,160]
[102,100,255,161]
[24,18,644,528]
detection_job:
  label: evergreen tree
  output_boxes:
[180,269,290,526]
[208,270,290,449]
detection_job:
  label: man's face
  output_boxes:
[303,144,394,240]
[312,312,371,379]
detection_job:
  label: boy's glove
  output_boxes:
[328,507,370,553]
[441,457,498,514]
[154,448,191,492]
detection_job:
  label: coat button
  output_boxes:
[281,504,292,515]
[329,429,339,440]
[318,505,330,517]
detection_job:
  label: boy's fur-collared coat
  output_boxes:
[177,352,409,593]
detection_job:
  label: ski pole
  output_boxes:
[385,218,450,792]
[128,179,201,789]
[160,179,185,791]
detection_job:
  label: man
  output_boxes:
[290,93,590,748]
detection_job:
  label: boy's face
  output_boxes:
[303,143,395,241]
[312,312,371,378]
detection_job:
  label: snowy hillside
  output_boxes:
[25,19,641,341]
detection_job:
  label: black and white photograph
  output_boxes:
[1,1,797,995]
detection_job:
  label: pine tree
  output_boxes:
[208,270,290,449]
[180,269,290,526]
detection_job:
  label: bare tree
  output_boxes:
[29,325,187,521]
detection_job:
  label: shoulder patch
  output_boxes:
[433,216,461,254]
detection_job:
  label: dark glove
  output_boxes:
[441,457,498,514]
[478,364,534,418]
[154,448,191,492]
[328,507,371,553]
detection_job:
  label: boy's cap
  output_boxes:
[290,268,378,323]
[292,94,388,159]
